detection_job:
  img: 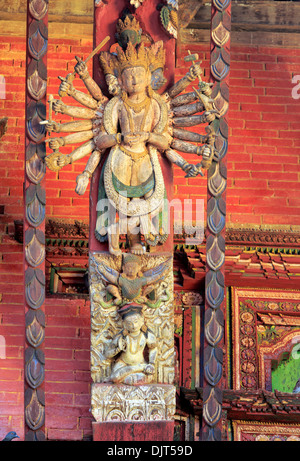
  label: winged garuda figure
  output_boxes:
[94,253,172,308]
[43,12,217,257]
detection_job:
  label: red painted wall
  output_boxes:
[176,43,300,226]
[0,34,300,440]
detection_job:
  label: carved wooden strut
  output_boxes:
[202,0,231,442]
[24,0,48,441]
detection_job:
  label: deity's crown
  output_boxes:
[99,41,165,77]
[118,303,143,319]
[123,253,141,266]
[116,15,141,36]
[116,41,150,73]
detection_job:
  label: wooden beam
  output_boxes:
[0,0,94,17]
[182,1,300,30]
[179,0,300,48]
[0,0,94,38]
[180,28,300,48]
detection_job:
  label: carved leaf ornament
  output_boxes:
[29,0,48,20]
[25,267,45,310]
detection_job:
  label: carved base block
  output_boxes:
[92,420,175,442]
[91,383,176,423]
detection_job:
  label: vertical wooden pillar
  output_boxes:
[24,0,48,441]
[91,0,176,442]
[202,0,231,441]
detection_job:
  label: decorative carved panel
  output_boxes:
[231,288,300,392]
[232,421,300,442]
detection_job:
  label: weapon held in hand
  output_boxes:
[41,94,63,172]
[58,35,110,97]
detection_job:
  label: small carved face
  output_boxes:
[123,261,140,278]
[151,68,167,90]
[123,313,144,334]
[121,66,150,95]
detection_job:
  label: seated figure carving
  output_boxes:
[104,304,157,385]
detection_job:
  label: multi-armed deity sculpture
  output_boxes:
[44,12,217,433]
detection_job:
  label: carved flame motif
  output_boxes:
[29,0,48,21]
[27,69,47,101]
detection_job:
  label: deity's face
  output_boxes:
[123,313,144,334]
[123,261,140,279]
[121,66,150,95]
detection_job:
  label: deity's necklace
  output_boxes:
[128,332,143,355]
[122,92,151,114]
[122,93,151,133]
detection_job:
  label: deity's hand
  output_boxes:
[201,145,212,160]
[199,81,213,97]
[118,337,127,352]
[48,137,65,151]
[144,364,155,375]
[53,99,66,114]
[59,80,75,97]
[74,58,89,80]
[92,120,102,137]
[92,119,102,129]
[189,63,203,81]
[57,154,71,168]
[123,132,150,147]
[75,172,90,195]
[136,132,151,143]
[45,121,61,133]
[182,163,199,178]
[203,110,218,123]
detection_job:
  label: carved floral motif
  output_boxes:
[232,288,300,392]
